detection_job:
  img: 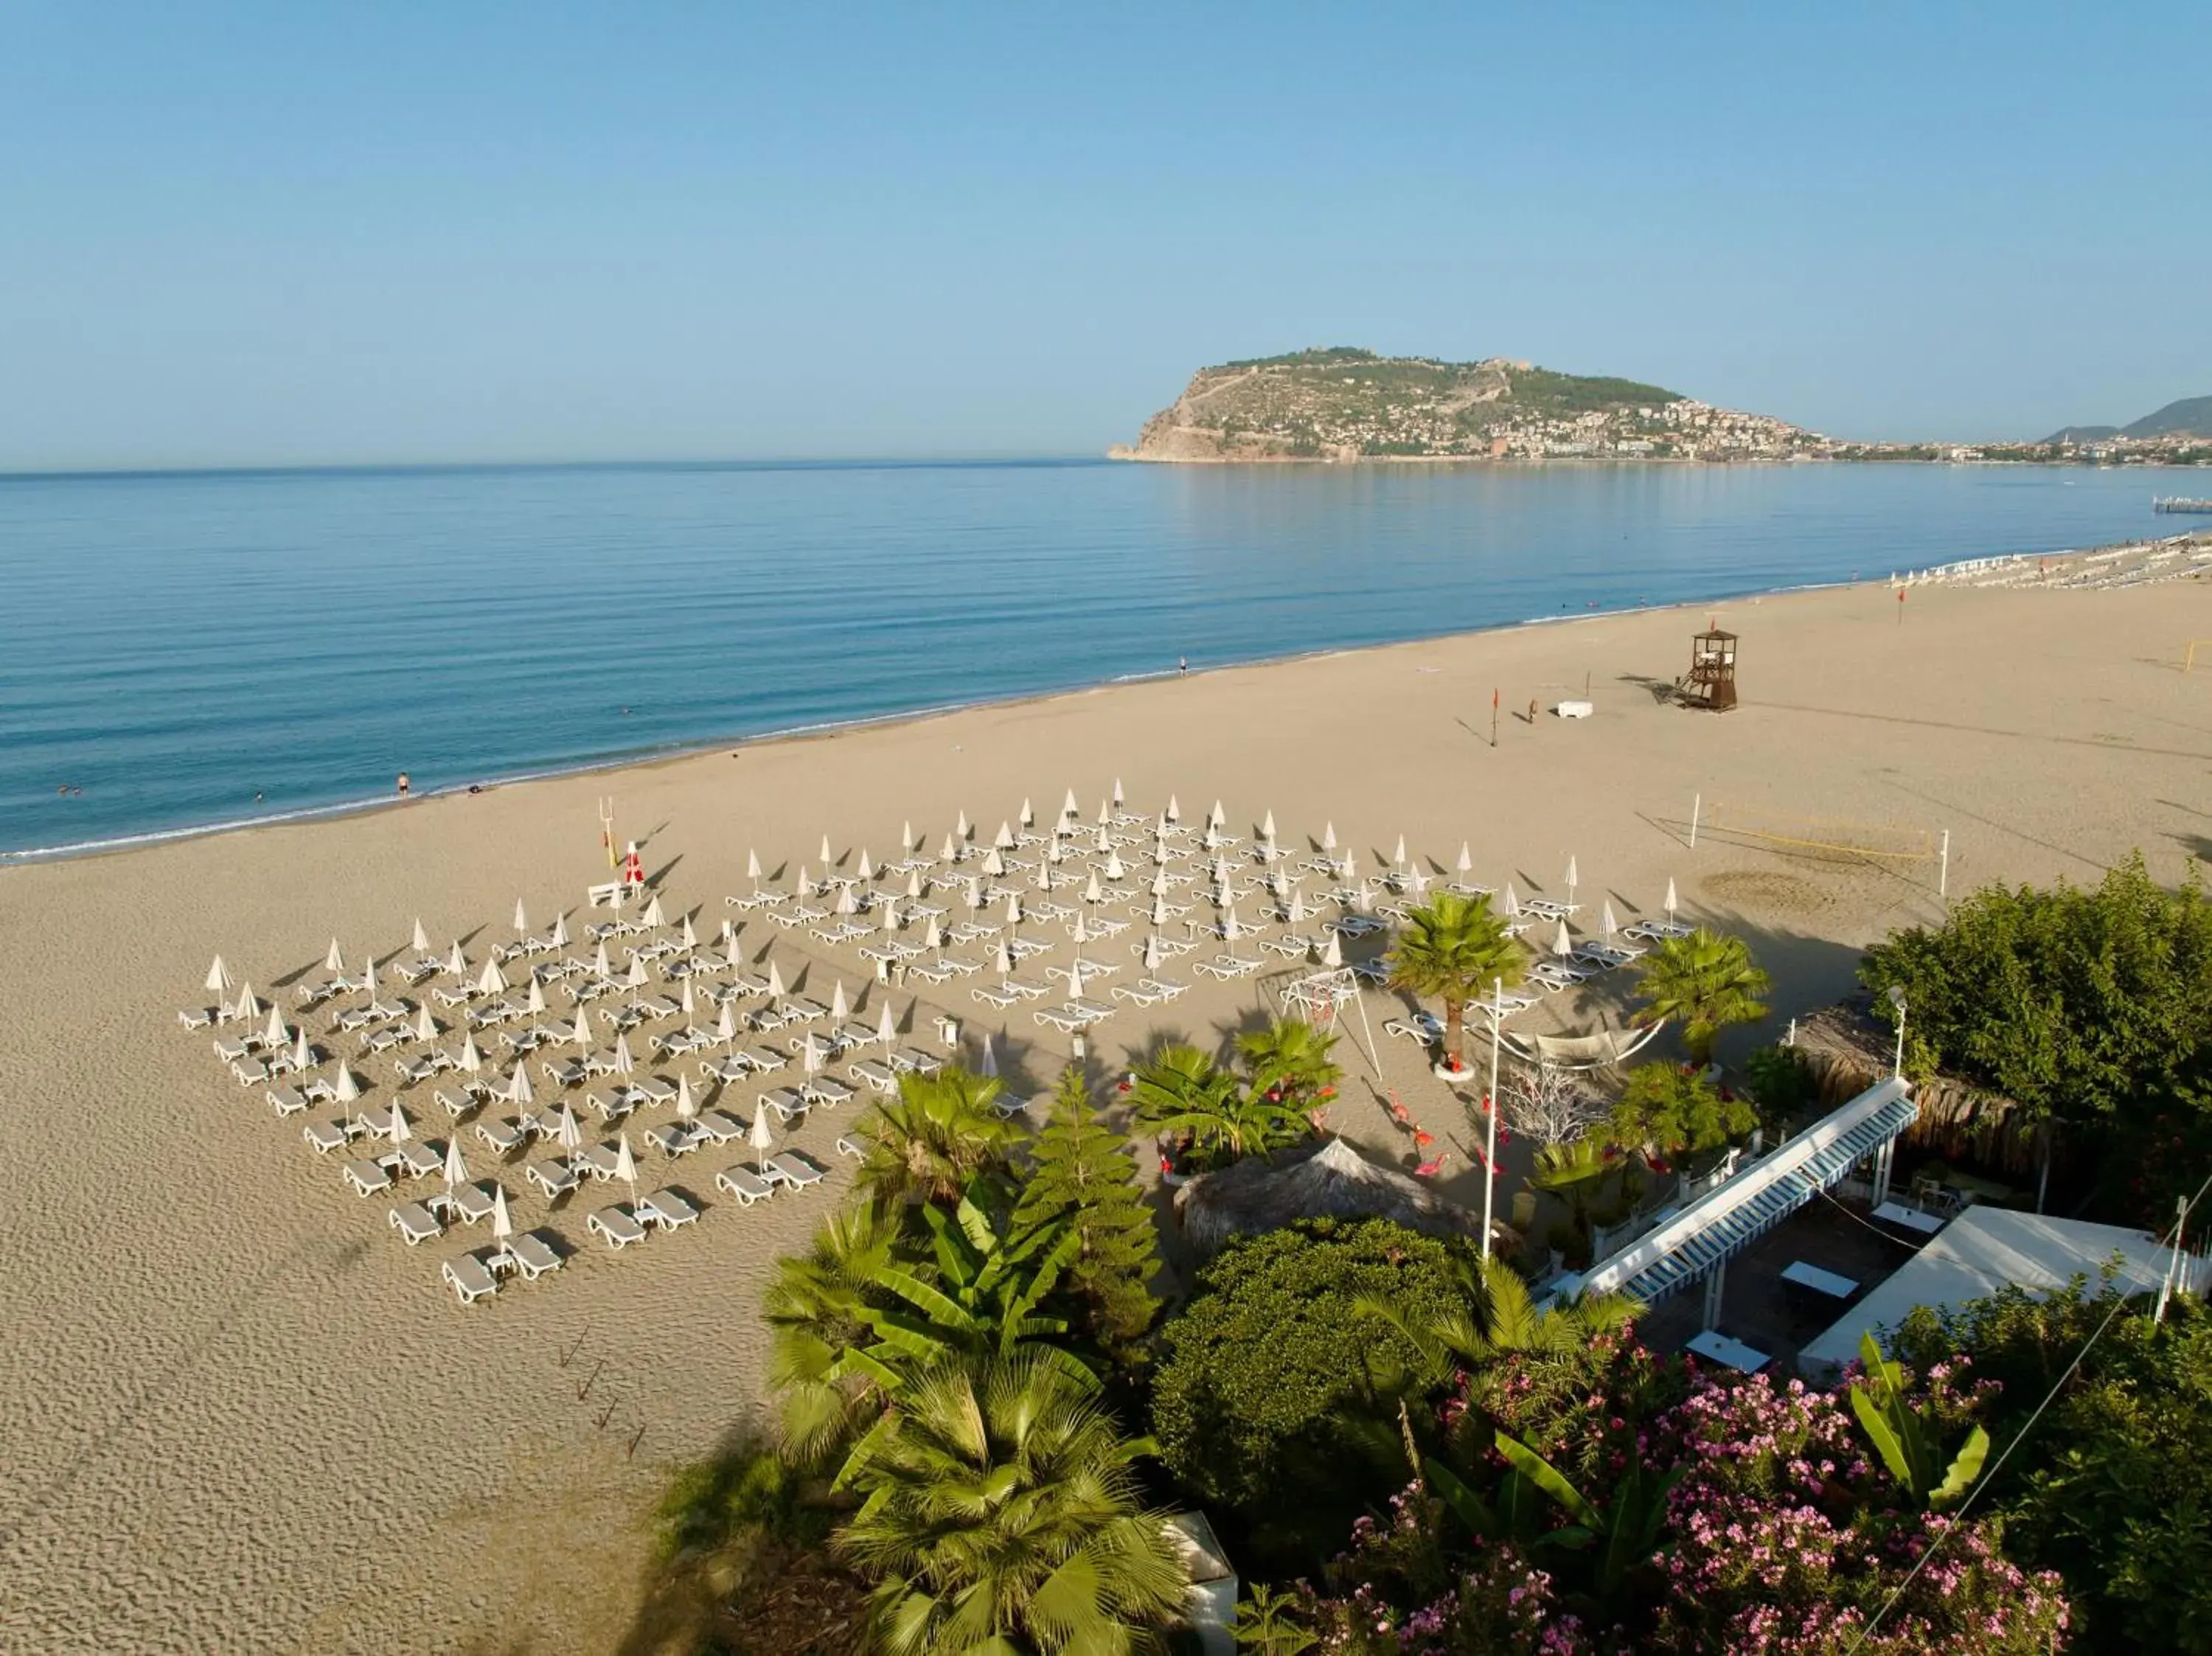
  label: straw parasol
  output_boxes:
[1176,1136,1506,1256]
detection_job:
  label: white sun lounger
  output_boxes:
[1385,1013,1445,1044]
[343,1158,394,1197]
[442,1252,500,1305]
[501,1231,563,1280]
[303,1118,356,1154]
[1033,1003,1102,1032]
[265,1085,309,1116]
[638,1189,699,1231]
[767,1152,824,1190]
[848,1058,899,1093]
[526,1158,580,1198]
[588,1206,649,1248]
[389,1200,443,1245]
[715,1165,774,1204]
[644,1121,701,1157]
[971,984,1020,1009]
[801,1076,855,1107]
[690,1109,747,1144]
[888,1047,944,1076]
[476,1116,535,1154]
[835,1135,866,1160]
[759,1086,810,1122]
[1194,955,1264,980]
[450,1181,501,1223]
[178,1006,216,1029]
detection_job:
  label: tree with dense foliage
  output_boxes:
[1605,1062,1757,1167]
[1389,891,1526,1069]
[1742,1040,1818,1129]
[855,1065,1024,1208]
[835,1356,1188,1656]
[1149,1220,1472,1565]
[1130,1043,1308,1167]
[1234,1016,1343,1113]
[1634,928,1770,1065]
[1862,853,2212,1214]
[1009,1066,1163,1357]
[1895,1281,2212,1653]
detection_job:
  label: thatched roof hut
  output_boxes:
[1175,1135,1512,1255]
[1792,995,2037,1175]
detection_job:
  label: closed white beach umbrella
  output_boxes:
[361,958,378,995]
[626,956,650,989]
[616,1132,639,1199]
[458,1033,482,1073]
[725,933,744,970]
[983,846,1005,877]
[443,1135,469,1190]
[333,1062,359,1103]
[1565,856,1579,902]
[957,809,971,840]
[881,900,900,934]
[550,914,568,948]
[1020,798,1033,828]
[527,978,547,1017]
[979,1031,998,1079]
[1409,867,1431,895]
[747,848,763,883]
[1288,888,1308,923]
[388,1101,411,1145]
[592,940,613,977]
[1152,894,1169,927]
[1204,825,1220,853]
[1664,877,1679,920]
[1166,793,1180,822]
[1004,892,1022,927]
[830,980,850,1020]
[1457,841,1474,874]
[821,833,834,865]
[263,1003,288,1048]
[1093,826,1110,853]
[680,978,696,1016]
[447,942,467,977]
[857,849,874,882]
[906,869,922,900]
[1151,869,1169,897]
[1222,905,1242,942]
[796,863,812,896]
[1552,920,1573,958]
[1062,787,1079,818]
[1210,799,1225,829]
[291,1027,311,1071]
[1600,900,1619,939]
[1353,881,1374,915]
[1096,798,1110,827]
[476,959,506,996]
[716,1001,737,1045]
[803,1031,824,1074]
[1321,931,1343,967]
[941,831,959,862]
[1394,834,1407,868]
[414,1003,437,1043]
[1113,776,1125,807]
[1071,911,1090,950]
[1066,958,1085,999]
[411,918,431,954]
[966,874,984,910]
[1322,821,1338,852]
[571,1014,593,1053]
[554,1103,582,1151]
[613,1034,635,1076]
[1036,860,1054,892]
[748,1101,775,1175]
[836,883,859,916]
[876,1002,896,1045]
[490,1186,513,1245]
[996,821,1016,850]
[925,917,943,951]
[1342,852,1360,880]
[513,899,529,935]
[1105,850,1125,881]
[675,1074,696,1121]
[509,1063,535,1105]
[1085,871,1102,905]
[1262,809,1276,842]
[1144,933,1162,973]
[234,983,260,1022]
[767,959,787,998]
[324,939,345,974]
[995,939,1015,976]
[1502,882,1521,918]
[681,914,698,949]
[641,894,667,928]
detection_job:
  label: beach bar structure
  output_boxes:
[1551,1077,1918,1332]
[1679,627,1739,711]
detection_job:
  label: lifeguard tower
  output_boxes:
[1677,627,1738,712]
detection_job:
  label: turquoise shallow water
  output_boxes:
[0,458,2190,857]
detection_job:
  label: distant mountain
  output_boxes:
[1112,347,1821,462]
[2044,396,2212,444]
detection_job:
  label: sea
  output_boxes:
[0,458,2197,859]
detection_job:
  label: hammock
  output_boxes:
[1499,1021,1665,1073]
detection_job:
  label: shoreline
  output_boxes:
[10,531,2197,869]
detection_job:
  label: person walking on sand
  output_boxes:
[1178,656,1187,678]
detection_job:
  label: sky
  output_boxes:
[3,3,2208,469]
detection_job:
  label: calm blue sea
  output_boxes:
[0,459,2193,857]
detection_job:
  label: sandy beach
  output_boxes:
[4,568,2210,1654]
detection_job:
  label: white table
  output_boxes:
[1781,1260,1859,1300]
[1686,1329,1771,1373]
[1872,1200,1946,1238]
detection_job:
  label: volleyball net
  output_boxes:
[1688,794,1950,893]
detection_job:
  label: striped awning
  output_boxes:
[1576,1078,1917,1307]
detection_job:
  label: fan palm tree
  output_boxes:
[857,1065,1023,1208]
[1388,891,1526,1070]
[835,1356,1188,1656]
[764,1200,908,1466]
[1634,928,1770,1065]
[1353,1252,1640,1387]
[1234,1016,1343,1111]
[1130,1043,1307,1165]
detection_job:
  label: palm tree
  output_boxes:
[835,1357,1188,1655]
[1634,928,1771,1065]
[1234,1016,1342,1112]
[1389,891,1526,1070]
[856,1065,1023,1208]
[1354,1253,1639,1385]
[764,1201,908,1466]
[1130,1043,1307,1166]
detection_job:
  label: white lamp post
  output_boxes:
[1482,975,1503,1260]
[1886,984,1907,1078]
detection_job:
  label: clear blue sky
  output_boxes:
[4,2,2207,468]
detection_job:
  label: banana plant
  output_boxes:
[1848,1331,1989,1509]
